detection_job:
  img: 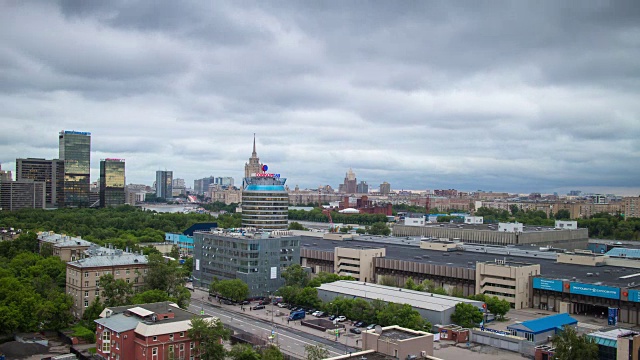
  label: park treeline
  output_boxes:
[288,208,389,225]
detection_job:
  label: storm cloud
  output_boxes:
[1,1,639,194]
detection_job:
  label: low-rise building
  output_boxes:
[507,313,577,344]
[38,231,93,262]
[66,251,148,318]
[95,301,211,360]
[475,260,540,310]
[334,247,385,282]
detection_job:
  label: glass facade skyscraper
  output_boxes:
[16,158,65,207]
[155,170,173,200]
[242,175,289,230]
[59,131,91,207]
[100,159,125,207]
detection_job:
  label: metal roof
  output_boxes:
[95,313,140,333]
[67,253,148,268]
[606,248,640,259]
[587,328,638,348]
[128,307,154,317]
[507,313,577,334]
[317,281,484,312]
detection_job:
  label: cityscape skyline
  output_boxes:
[1,2,639,195]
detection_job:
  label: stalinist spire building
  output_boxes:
[244,134,264,186]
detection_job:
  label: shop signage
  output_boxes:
[628,290,640,302]
[533,278,563,292]
[570,282,620,300]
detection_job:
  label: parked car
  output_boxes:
[277,303,288,308]
[350,328,362,334]
[240,300,250,305]
[306,309,316,315]
[252,305,265,310]
[366,324,377,330]
[328,315,337,321]
[289,310,306,321]
[336,316,347,322]
[314,311,326,317]
[259,300,270,305]
[222,300,234,305]
[354,321,366,327]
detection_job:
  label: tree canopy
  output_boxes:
[552,325,598,360]
[210,279,249,303]
[450,302,484,328]
[188,317,231,360]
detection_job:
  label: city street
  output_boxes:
[189,294,359,359]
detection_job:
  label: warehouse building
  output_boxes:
[316,280,485,326]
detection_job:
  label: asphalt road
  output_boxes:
[189,298,358,358]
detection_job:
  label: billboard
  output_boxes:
[570,282,620,300]
[533,278,563,292]
[628,290,640,302]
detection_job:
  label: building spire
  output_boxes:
[252,133,257,157]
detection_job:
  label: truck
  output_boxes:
[288,310,306,321]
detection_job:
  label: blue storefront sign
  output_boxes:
[628,290,640,302]
[570,282,620,300]
[533,278,563,292]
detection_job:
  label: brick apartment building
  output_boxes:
[95,302,211,360]
[66,251,148,318]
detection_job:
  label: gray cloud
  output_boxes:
[0,1,638,195]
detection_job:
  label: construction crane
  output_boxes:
[322,208,335,232]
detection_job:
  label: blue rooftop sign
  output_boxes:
[570,282,620,300]
[628,290,640,303]
[533,278,563,292]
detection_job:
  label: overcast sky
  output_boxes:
[1,1,639,195]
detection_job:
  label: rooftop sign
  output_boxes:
[570,282,620,300]
[256,173,281,178]
[62,130,91,136]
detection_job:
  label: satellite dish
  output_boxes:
[374,325,383,334]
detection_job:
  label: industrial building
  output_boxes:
[192,229,300,297]
[298,235,640,325]
[317,281,484,326]
[392,222,588,248]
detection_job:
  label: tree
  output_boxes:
[304,344,329,360]
[378,275,397,287]
[169,245,180,259]
[210,279,249,303]
[100,274,133,307]
[509,204,520,216]
[81,297,105,331]
[369,222,391,236]
[40,242,54,258]
[182,257,194,277]
[404,277,422,291]
[132,289,171,304]
[282,264,309,287]
[188,317,231,360]
[144,253,191,308]
[555,209,571,220]
[228,343,261,360]
[485,296,510,320]
[288,222,305,231]
[451,302,483,328]
[260,345,284,360]
[552,325,598,360]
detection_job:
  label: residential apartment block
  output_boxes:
[95,301,210,360]
[66,251,148,318]
[38,231,93,262]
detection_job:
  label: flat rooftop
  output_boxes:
[300,236,639,288]
[317,281,483,312]
[421,222,569,233]
[378,328,427,342]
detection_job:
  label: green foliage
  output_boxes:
[392,204,426,215]
[378,275,398,287]
[100,274,133,307]
[228,343,261,360]
[0,207,214,248]
[210,279,249,303]
[81,297,105,331]
[470,294,510,319]
[71,325,96,343]
[282,264,309,287]
[201,202,238,213]
[451,302,483,328]
[260,345,284,360]
[0,231,39,258]
[307,272,355,288]
[368,222,390,236]
[288,222,306,231]
[304,344,330,360]
[182,257,194,277]
[552,325,598,360]
[132,289,171,304]
[0,250,73,334]
[216,213,243,229]
[436,216,455,223]
[288,209,389,226]
[189,317,231,360]
[144,253,191,308]
[555,209,571,220]
[169,245,180,259]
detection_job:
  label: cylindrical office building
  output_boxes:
[242,175,289,230]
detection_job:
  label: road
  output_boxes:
[189,299,358,359]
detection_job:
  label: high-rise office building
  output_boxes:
[339,168,357,194]
[379,181,391,195]
[0,163,12,182]
[99,159,125,207]
[155,170,173,200]
[0,179,46,211]
[59,130,91,207]
[215,176,234,187]
[194,176,215,195]
[244,134,264,186]
[242,174,289,230]
[356,180,369,194]
[16,158,65,207]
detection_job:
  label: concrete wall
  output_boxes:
[420,241,457,251]
[471,329,534,356]
[556,253,606,266]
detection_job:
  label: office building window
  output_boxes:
[84,300,88,307]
